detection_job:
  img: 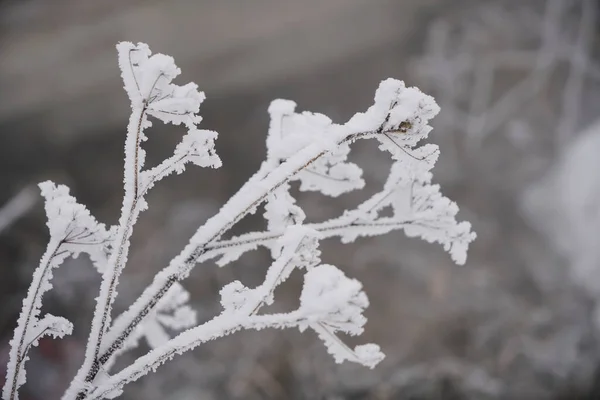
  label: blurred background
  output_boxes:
[1,0,600,399]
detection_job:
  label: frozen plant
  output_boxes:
[2,42,475,400]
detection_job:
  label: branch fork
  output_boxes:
[3,42,475,400]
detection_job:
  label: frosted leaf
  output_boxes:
[4,313,73,400]
[266,99,334,160]
[265,99,296,160]
[299,264,368,335]
[376,138,439,169]
[38,181,114,274]
[313,324,384,369]
[39,182,112,254]
[3,251,70,400]
[402,179,475,265]
[267,99,364,197]
[359,80,441,164]
[139,129,221,196]
[360,162,436,219]
[354,344,386,368]
[117,42,204,127]
[220,281,253,313]
[297,143,364,197]
[1,181,102,400]
[146,83,204,127]
[87,225,116,274]
[336,162,476,265]
[26,314,73,344]
[173,129,221,169]
[346,79,440,143]
[297,265,383,368]
[117,42,151,106]
[263,183,305,236]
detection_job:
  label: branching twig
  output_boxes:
[3,42,474,400]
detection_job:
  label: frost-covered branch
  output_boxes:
[86,227,381,399]
[206,159,474,267]
[65,42,220,400]
[3,183,112,400]
[4,41,475,400]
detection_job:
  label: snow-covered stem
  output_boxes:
[4,239,64,400]
[201,168,474,267]
[4,182,112,400]
[206,218,450,260]
[72,104,146,400]
[86,313,292,400]
[65,42,220,400]
[5,41,474,400]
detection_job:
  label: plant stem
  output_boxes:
[65,106,146,400]
[4,239,61,400]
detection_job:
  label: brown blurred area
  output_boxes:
[2,1,600,399]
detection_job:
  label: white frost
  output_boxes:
[4,42,475,400]
[3,182,110,400]
[297,264,384,368]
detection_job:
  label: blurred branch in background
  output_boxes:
[0,187,36,235]
[414,0,600,156]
